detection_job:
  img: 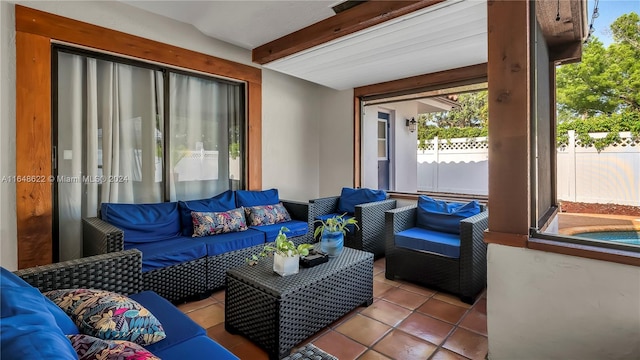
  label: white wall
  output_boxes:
[0,0,17,270]
[0,0,348,267]
[487,244,640,360]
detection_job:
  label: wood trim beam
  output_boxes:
[549,41,583,65]
[15,5,262,267]
[354,97,362,187]
[253,0,445,64]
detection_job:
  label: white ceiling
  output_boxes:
[123,0,488,90]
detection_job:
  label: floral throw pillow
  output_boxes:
[67,334,160,360]
[44,289,166,346]
[192,207,248,237]
[244,202,292,226]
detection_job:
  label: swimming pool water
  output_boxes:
[575,231,640,246]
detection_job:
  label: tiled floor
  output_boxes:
[177,258,488,360]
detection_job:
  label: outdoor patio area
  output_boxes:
[178,258,488,360]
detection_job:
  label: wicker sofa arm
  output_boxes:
[281,199,310,223]
[83,217,125,256]
[14,249,143,295]
[459,210,489,255]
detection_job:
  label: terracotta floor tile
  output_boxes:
[176,297,217,313]
[186,303,225,329]
[442,328,488,360]
[380,287,427,310]
[206,323,246,349]
[397,312,454,346]
[433,293,473,309]
[360,299,412,327]
[335,314,392,346]
[459,309,487,336]
[398,282,437,297]
[416,298,468,324]
[211,289,226,303]
[373,280,395,298]
[373,330,437,360]
[373,258,386,269]
[374,272,402,286]
[430,348,472,360]
[312,330,367,360]
[329,307,360,328]
[472,297,487,315]
[357,350,392,360]
[229,340,269,360]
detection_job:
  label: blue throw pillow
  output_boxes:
[178,190,237,236]
[0,268,79,335]
[101,202,182,243]
[337,187,387,214]
[416,195,481,234]
[236,189,279,207]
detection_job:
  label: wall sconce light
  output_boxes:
[406,117,417,133]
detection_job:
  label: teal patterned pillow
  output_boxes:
[191,207,248,237]
[67,334,160,360]
[43,289,166,346]
[245,202,292,226]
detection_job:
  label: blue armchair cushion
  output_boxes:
[244,203,291,226]
[236,188,279,207]
[416,195,481,234]
[101,202,181,243]
[395,227,461,258]
[337,187,387,215]
[0,286,78,360]
[191,208,248,237]
[177,191,236,236]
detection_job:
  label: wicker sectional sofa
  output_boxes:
[83,189,314,302]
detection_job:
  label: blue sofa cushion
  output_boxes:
[251,220,308,242]
[195,229,266,256]
[101,202,181,243]
[178,190,237,236]
[0,267,79,335]
[416,195,481,235]
[191,208,248,237]
[337,187,387,215]
[125,237,207,272]
[236,188,279,207]
[1,286,78,360]
[395,227,461,258]
[153,335,239,360]
[315,213,356,236]
[129,291,205,354]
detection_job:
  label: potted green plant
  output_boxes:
[251,227,314,276]
[313,214,359,257]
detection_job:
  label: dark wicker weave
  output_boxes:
[82,200,314,302]
[14,249,142,295]
[385,205,489,304]
[309,195,396,258]
[282,344,338,360]
[225,246,373,360]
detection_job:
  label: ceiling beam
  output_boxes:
[252,0,445,65]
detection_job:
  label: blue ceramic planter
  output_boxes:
[320,230,344,257]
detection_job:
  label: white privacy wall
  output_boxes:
[0,0,344,267]
[487,244,640,360]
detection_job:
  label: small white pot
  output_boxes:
[273,252,299,276]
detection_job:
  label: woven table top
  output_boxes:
[227,246,373,298]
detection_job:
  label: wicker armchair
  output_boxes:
[384,205,488,304]
[310,195,396,258]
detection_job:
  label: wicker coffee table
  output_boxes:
[225,246,374,360]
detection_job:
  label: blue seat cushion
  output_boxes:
[129,291,205,354]
[1,286,78,360]
[195,229,266,256]
[0,267,79,335]
[251,220,308,242]
[153,335,239,360]
[395,227,461,258]
[101,202,182,243]
[178,190,237,236]
[125,237,207,272]
[337,187,387,214]
[315,213,356,236]
[236,188,279,207]
[416,195,481,235]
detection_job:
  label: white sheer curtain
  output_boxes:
[57,53,163,261]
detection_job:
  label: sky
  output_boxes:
[587,0,640,46]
